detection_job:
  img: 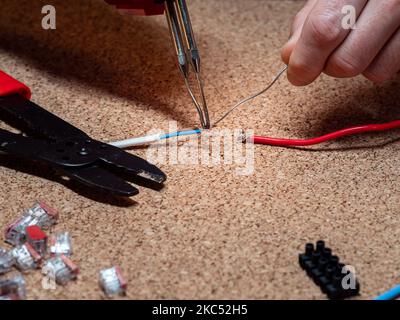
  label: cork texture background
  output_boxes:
[0,0,399,300]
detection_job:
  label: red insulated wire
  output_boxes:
[250,120,400,147]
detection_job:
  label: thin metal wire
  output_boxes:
[212,65,288,127]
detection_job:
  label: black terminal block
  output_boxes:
[299,240,360,299]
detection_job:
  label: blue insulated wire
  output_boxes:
[160,129,202,140]
[374,284,400,300]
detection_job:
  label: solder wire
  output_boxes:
[212,65,288,127]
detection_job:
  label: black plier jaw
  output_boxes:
[0,70,166,197]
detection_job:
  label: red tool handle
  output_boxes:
[0,70,31,100]
[104,0,165,16]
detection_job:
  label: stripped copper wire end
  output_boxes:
[238,130,251,144]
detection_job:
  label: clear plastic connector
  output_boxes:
[0,248,15,274]
[0,275,26,300]
[49,232,72,257]
[10,243,41,272]
[26,225,48,257]
[4,201,58,246]
[99,266,127,297]
[43,255,78,285]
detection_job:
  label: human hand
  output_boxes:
[281,0,400,86]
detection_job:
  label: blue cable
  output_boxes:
[374,284,400,300]
[160,129,202,140]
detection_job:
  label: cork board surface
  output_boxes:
[0,0,399,300]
